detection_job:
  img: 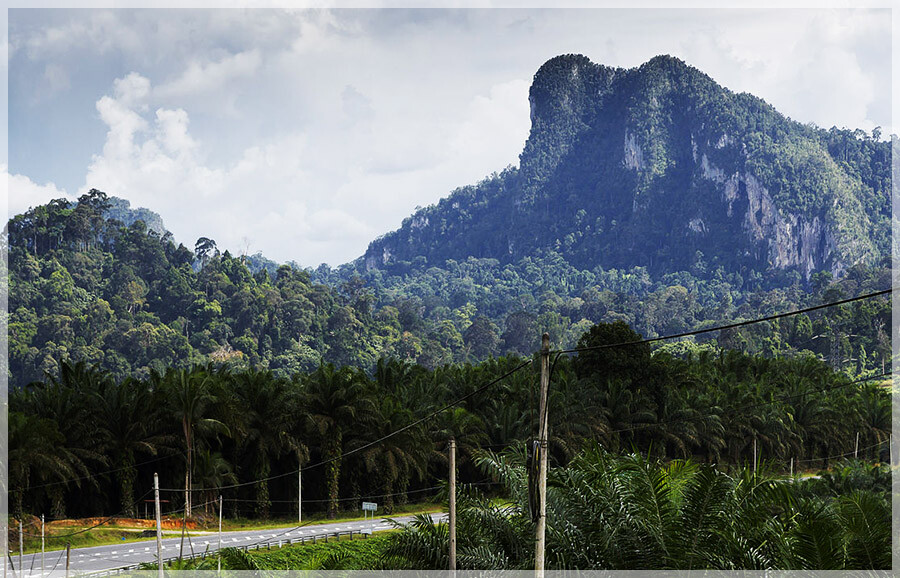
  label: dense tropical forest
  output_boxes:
[6,191,891,388]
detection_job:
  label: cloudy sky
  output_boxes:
[6,7,892,266]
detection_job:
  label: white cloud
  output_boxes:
[114,72,152,107]
[22,11,144,60]
[6,167,72,219]
[9,8,892,267]
[450,78,530,170]
[155,49,262,99]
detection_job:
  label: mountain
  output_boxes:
[362,54,890,282]
[6,56,892,388]
[104,196,168,237]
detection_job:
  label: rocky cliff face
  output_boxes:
[362,54,888,283]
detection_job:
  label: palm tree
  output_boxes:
[300,363,374,518]
[387,446,890,570]
[356,395,429,513]
[192,449,237,516]
[91,376,172,516]
[231,369,306,518]
[16,361,107,516]
[159,366,231,517]
[8,411,91,518]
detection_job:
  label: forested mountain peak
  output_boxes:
[362,54,889,283]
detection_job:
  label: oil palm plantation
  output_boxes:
[158,366,232,517]
[385,446,891,570]
[300,363,375,518]
[355,395,430,513]
[91,376,172,516]
[231,369,306,517]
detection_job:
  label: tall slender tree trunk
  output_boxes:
[49,486,66,520]
[326,434,341,519]
[184,419,192,518]
[118,459,136,517]
[383,477,394,515]
[255,462,271,519]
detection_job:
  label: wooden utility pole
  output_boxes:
[65,543,70,578]
[449,437,457,571]
[218,496,223,574]
[535,333,550,578]
[41,514,44,576]
[179,505,186,561]
[155,473,164,578]
[298,469,302,524]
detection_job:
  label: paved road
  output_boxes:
[9,513,445,576]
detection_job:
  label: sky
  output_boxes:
[5,7,892,267]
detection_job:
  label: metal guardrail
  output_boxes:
[83,527,375,576]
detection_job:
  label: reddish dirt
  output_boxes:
[46,516,203,530]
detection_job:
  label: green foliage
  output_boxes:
[386,448,890,570]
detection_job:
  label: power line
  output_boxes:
[161,359,533,494]
[222,479,500,504]
[20,488,155,539]
[797,439,889,464]
[26,452,185,491]
[555,287,894,355]
[602,371,891,437]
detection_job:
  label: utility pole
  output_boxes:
[65,543,70,578]
[854,432,859,459]
[449,437,456,571]
[298,469,302,524]
[217,496,223,574]
[535,333,550,578]
[41,514,44,577]
[155,473,164,578]
[18,520,22,574]
[179,506,186,561]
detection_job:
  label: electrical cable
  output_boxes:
[797,439,889,464]
[603,371,892,437]
[20,488,156,540]
[160,359,532,494]
[554,287,894,355]
[26,452,185,491]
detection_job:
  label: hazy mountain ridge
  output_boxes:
[362,54,889,282]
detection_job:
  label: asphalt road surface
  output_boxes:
[9,513,445,576]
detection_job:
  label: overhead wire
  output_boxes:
[160,359,533,494]
[554,287,894,355]
[25,452,186,491]
[797,439,890,464]
[15,289,893,525]
[602,371,892,437]
[19,488,156,539]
